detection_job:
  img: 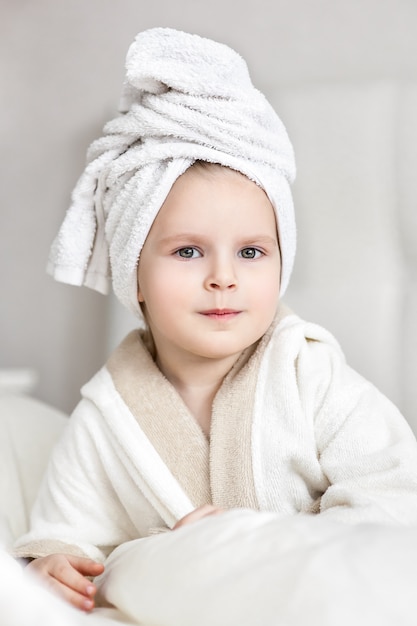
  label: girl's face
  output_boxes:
[137,165,281,368]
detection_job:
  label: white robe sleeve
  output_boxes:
[13,398,159,562]
[306,339,417,524]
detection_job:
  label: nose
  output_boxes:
[204,255,237,291]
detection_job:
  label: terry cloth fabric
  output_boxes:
[46,27,296,318]
[13,307,417,562]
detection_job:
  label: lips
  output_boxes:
[200,309,241,320]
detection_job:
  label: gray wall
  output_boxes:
[1,0,416,415]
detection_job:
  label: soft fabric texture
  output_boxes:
[0,544,134,625]
[46,27,296,317]
[95,509,417,626]
[0,395,67,546]
[13,306,417,562]
[6,514,417,626]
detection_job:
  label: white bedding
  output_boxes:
[3,509,417,625]
[0,545,127,626]
[95,509,417,626]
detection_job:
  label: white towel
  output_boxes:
[47,27,296,317]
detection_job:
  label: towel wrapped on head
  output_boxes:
[47,27,296,318]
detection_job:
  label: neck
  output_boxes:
[158,353,237,388]
[154,349,244,437]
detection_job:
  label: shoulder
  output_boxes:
[274,307,409,426]
[266,305,376,410]
[268,304,345,367]
[77,328,152,401]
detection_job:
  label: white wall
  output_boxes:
[1,0,416,417]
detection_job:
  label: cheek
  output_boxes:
[253,279,280,330]
[137,260,167,303]
[247,264,280,301]
[257,284,280,311]
[138,265,191,310]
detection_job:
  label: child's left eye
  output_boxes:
[239,247,262,259]
[176,247,201,259]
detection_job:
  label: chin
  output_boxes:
[192,341,254,361]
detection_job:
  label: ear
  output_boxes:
[137,284,145,303]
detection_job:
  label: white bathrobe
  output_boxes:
[13,306,417,562]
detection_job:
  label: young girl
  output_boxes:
[13,27,417,613]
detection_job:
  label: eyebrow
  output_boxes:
[157,234,278,247]
[156,234,208,248]
[238,235,278,248]
[158,233,205,244]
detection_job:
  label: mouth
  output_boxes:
[200,309,241,321]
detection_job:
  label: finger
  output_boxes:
[45,577,97,612]
[174,504,223,529]
[49,558,99,598]
[66,555,105,578]
[174,505,211,527]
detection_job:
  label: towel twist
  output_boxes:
[47,27,296,317]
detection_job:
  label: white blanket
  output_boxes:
[0,545,133,626]
[6,511,417,625]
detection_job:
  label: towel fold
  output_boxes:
[47,27,296,317]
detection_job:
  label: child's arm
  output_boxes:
[26,554,104,611]
[13,395,156,564]
[310,341,417,524]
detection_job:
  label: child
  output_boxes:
[13,27,417,613]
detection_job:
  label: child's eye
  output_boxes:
[239,247,262,259]
[176,247,201,259]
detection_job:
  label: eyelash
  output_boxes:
[174,247,264,260]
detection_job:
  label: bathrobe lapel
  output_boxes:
[106,321,281,515]
[107,332,211,510]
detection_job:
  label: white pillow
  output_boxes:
[96,509,417,626]
[0,512,13,547]
[0,394,67,542]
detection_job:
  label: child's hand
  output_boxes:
[173,504,224,530]
[26,554,104,612]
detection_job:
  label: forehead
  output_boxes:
[143,161,279,243]
[162,163,273,213]
[186,162,268,192]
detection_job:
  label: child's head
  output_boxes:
[47,28,296,321]
[137,161,281,360]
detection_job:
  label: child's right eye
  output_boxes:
[176,247,201,259]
